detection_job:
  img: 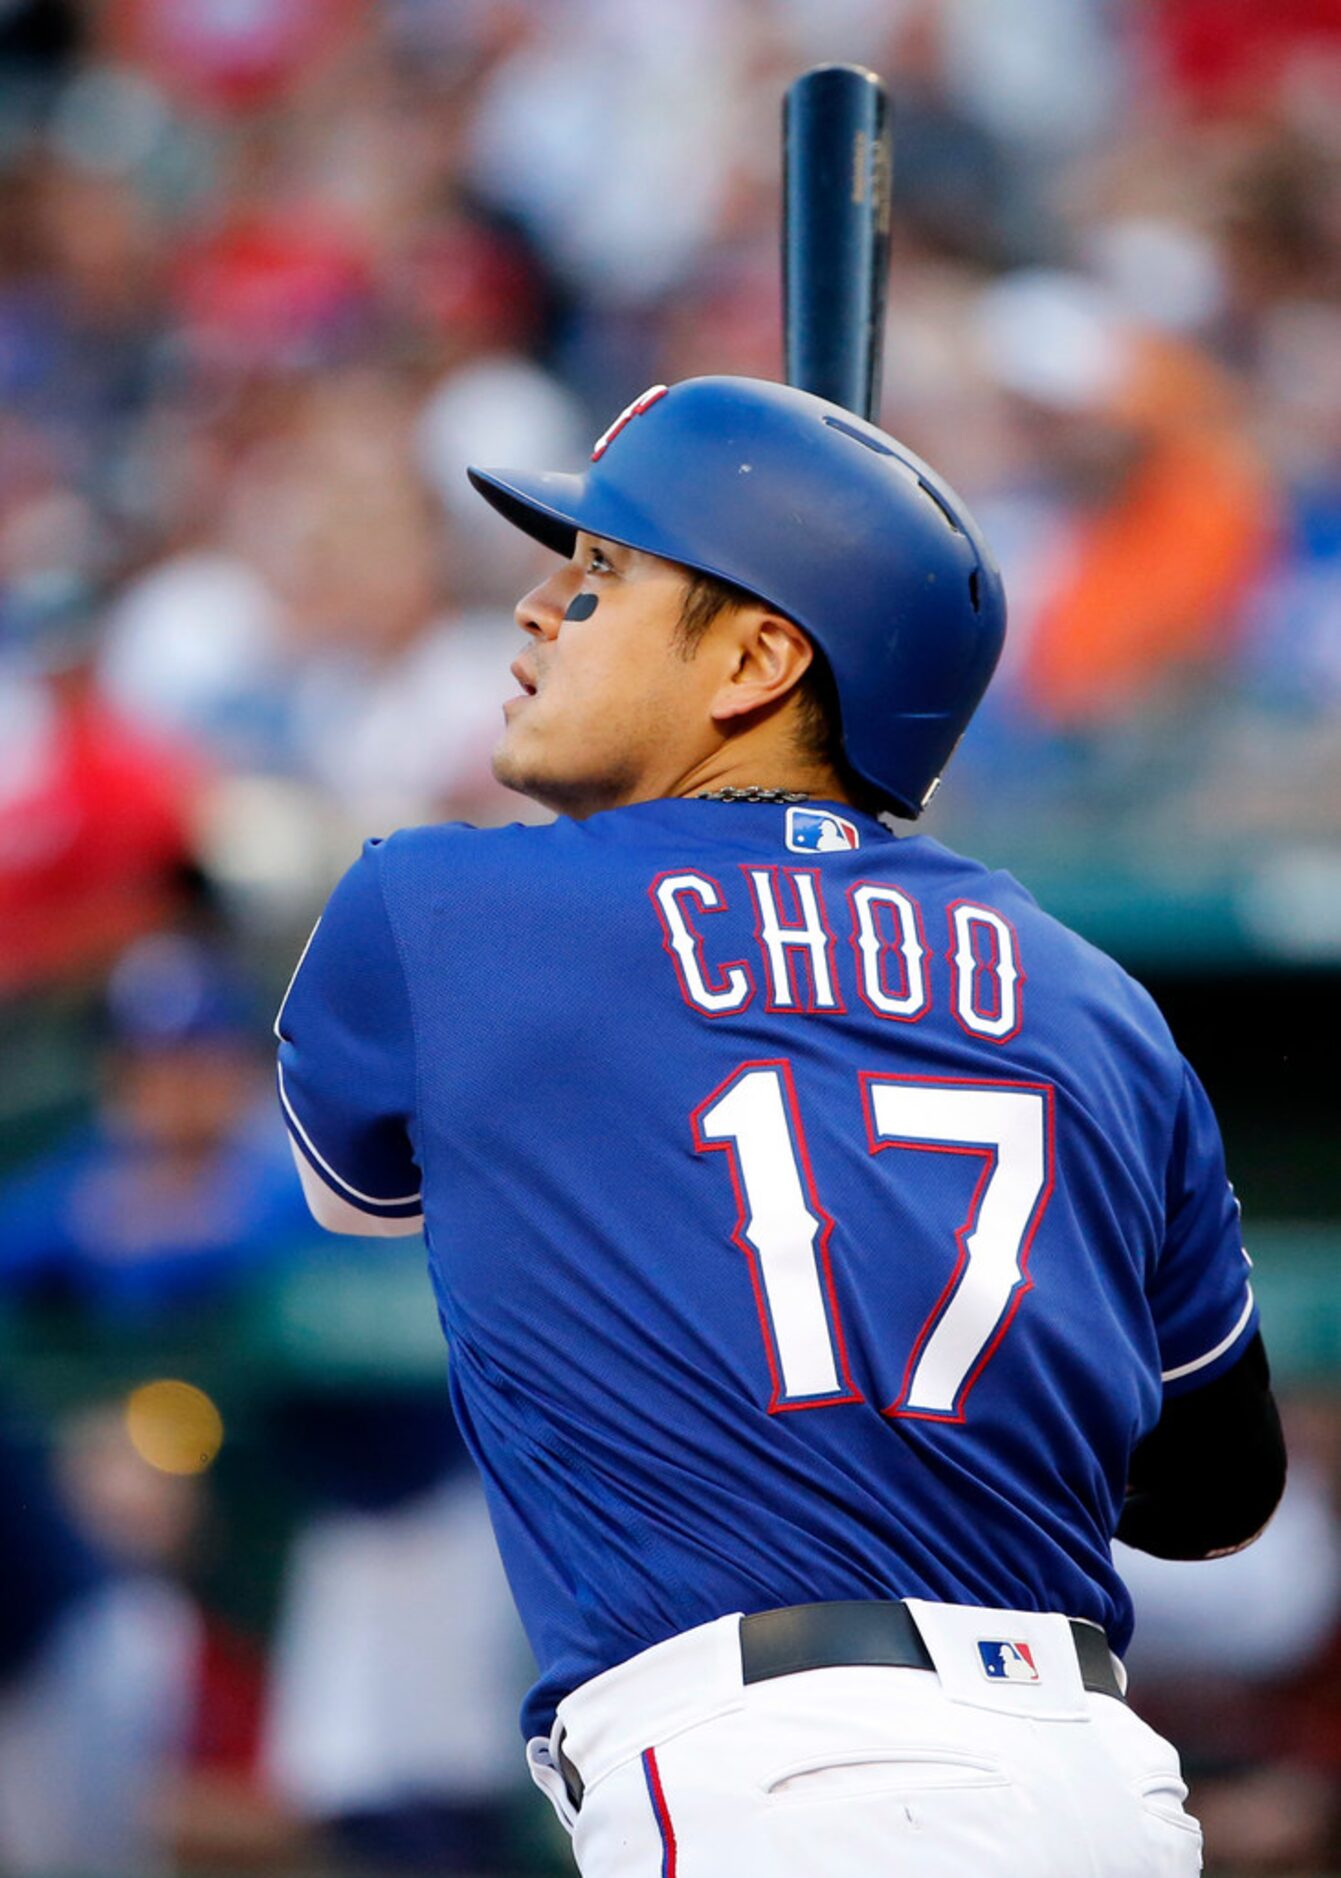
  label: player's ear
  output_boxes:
[709,609,815,725]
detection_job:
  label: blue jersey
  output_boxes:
[277,798,1256,1736]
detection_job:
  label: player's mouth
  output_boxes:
[509,657,539,699]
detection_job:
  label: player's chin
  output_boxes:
[491,728,535,796]
[492,732,628,818]
[492,721,564,807]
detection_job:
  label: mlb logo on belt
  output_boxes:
[785,806,860,853]
[977,1639,1040,1683]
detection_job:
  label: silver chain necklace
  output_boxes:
[694,787,811,804]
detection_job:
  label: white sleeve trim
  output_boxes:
[277,1060,422,1209]
[274,916,321,1042]
[1160,1286,1256,1384]
[289,1139,424,1239]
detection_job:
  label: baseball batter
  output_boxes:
[277,378,1286,1874]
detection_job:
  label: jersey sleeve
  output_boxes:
[275,839,423,1233]
[1148,1060,1257,1397]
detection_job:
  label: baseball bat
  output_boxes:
[782,64,893,423]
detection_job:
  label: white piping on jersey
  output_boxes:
[1160,1286,1255,1384]
[274,916,321,1042]
[277,1059,422,1209]
[288,1139,423,1239]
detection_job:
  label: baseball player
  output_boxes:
[277,377,1286,1875]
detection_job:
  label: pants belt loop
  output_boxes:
[555,1728,585,1812]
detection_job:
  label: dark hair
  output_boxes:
[673,568,892,813]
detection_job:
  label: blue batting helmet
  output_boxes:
[467,376,1005,818]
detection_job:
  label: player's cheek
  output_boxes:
[566,634,630,743]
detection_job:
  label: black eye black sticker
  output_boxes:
[564,592,600,622]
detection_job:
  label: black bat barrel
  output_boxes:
[782,64,892,423]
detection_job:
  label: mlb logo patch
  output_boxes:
[785,806,860,854]
[978,1640,1040,1684]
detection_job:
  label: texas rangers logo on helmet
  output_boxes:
[591,384,669,461]
[977,1639,1040,1683]
[785,806,860,853]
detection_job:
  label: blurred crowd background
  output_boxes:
[1,1,1339,1874]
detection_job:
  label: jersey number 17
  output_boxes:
[693,1063,1055,1423]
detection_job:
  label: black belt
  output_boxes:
[739,1600,1124,1701]
[555,1600,1123,1813]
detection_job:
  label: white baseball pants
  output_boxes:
[527,1606,1203,1876]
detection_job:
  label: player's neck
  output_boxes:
[668,747,856,807]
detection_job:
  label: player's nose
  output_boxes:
[514,568,571,640]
